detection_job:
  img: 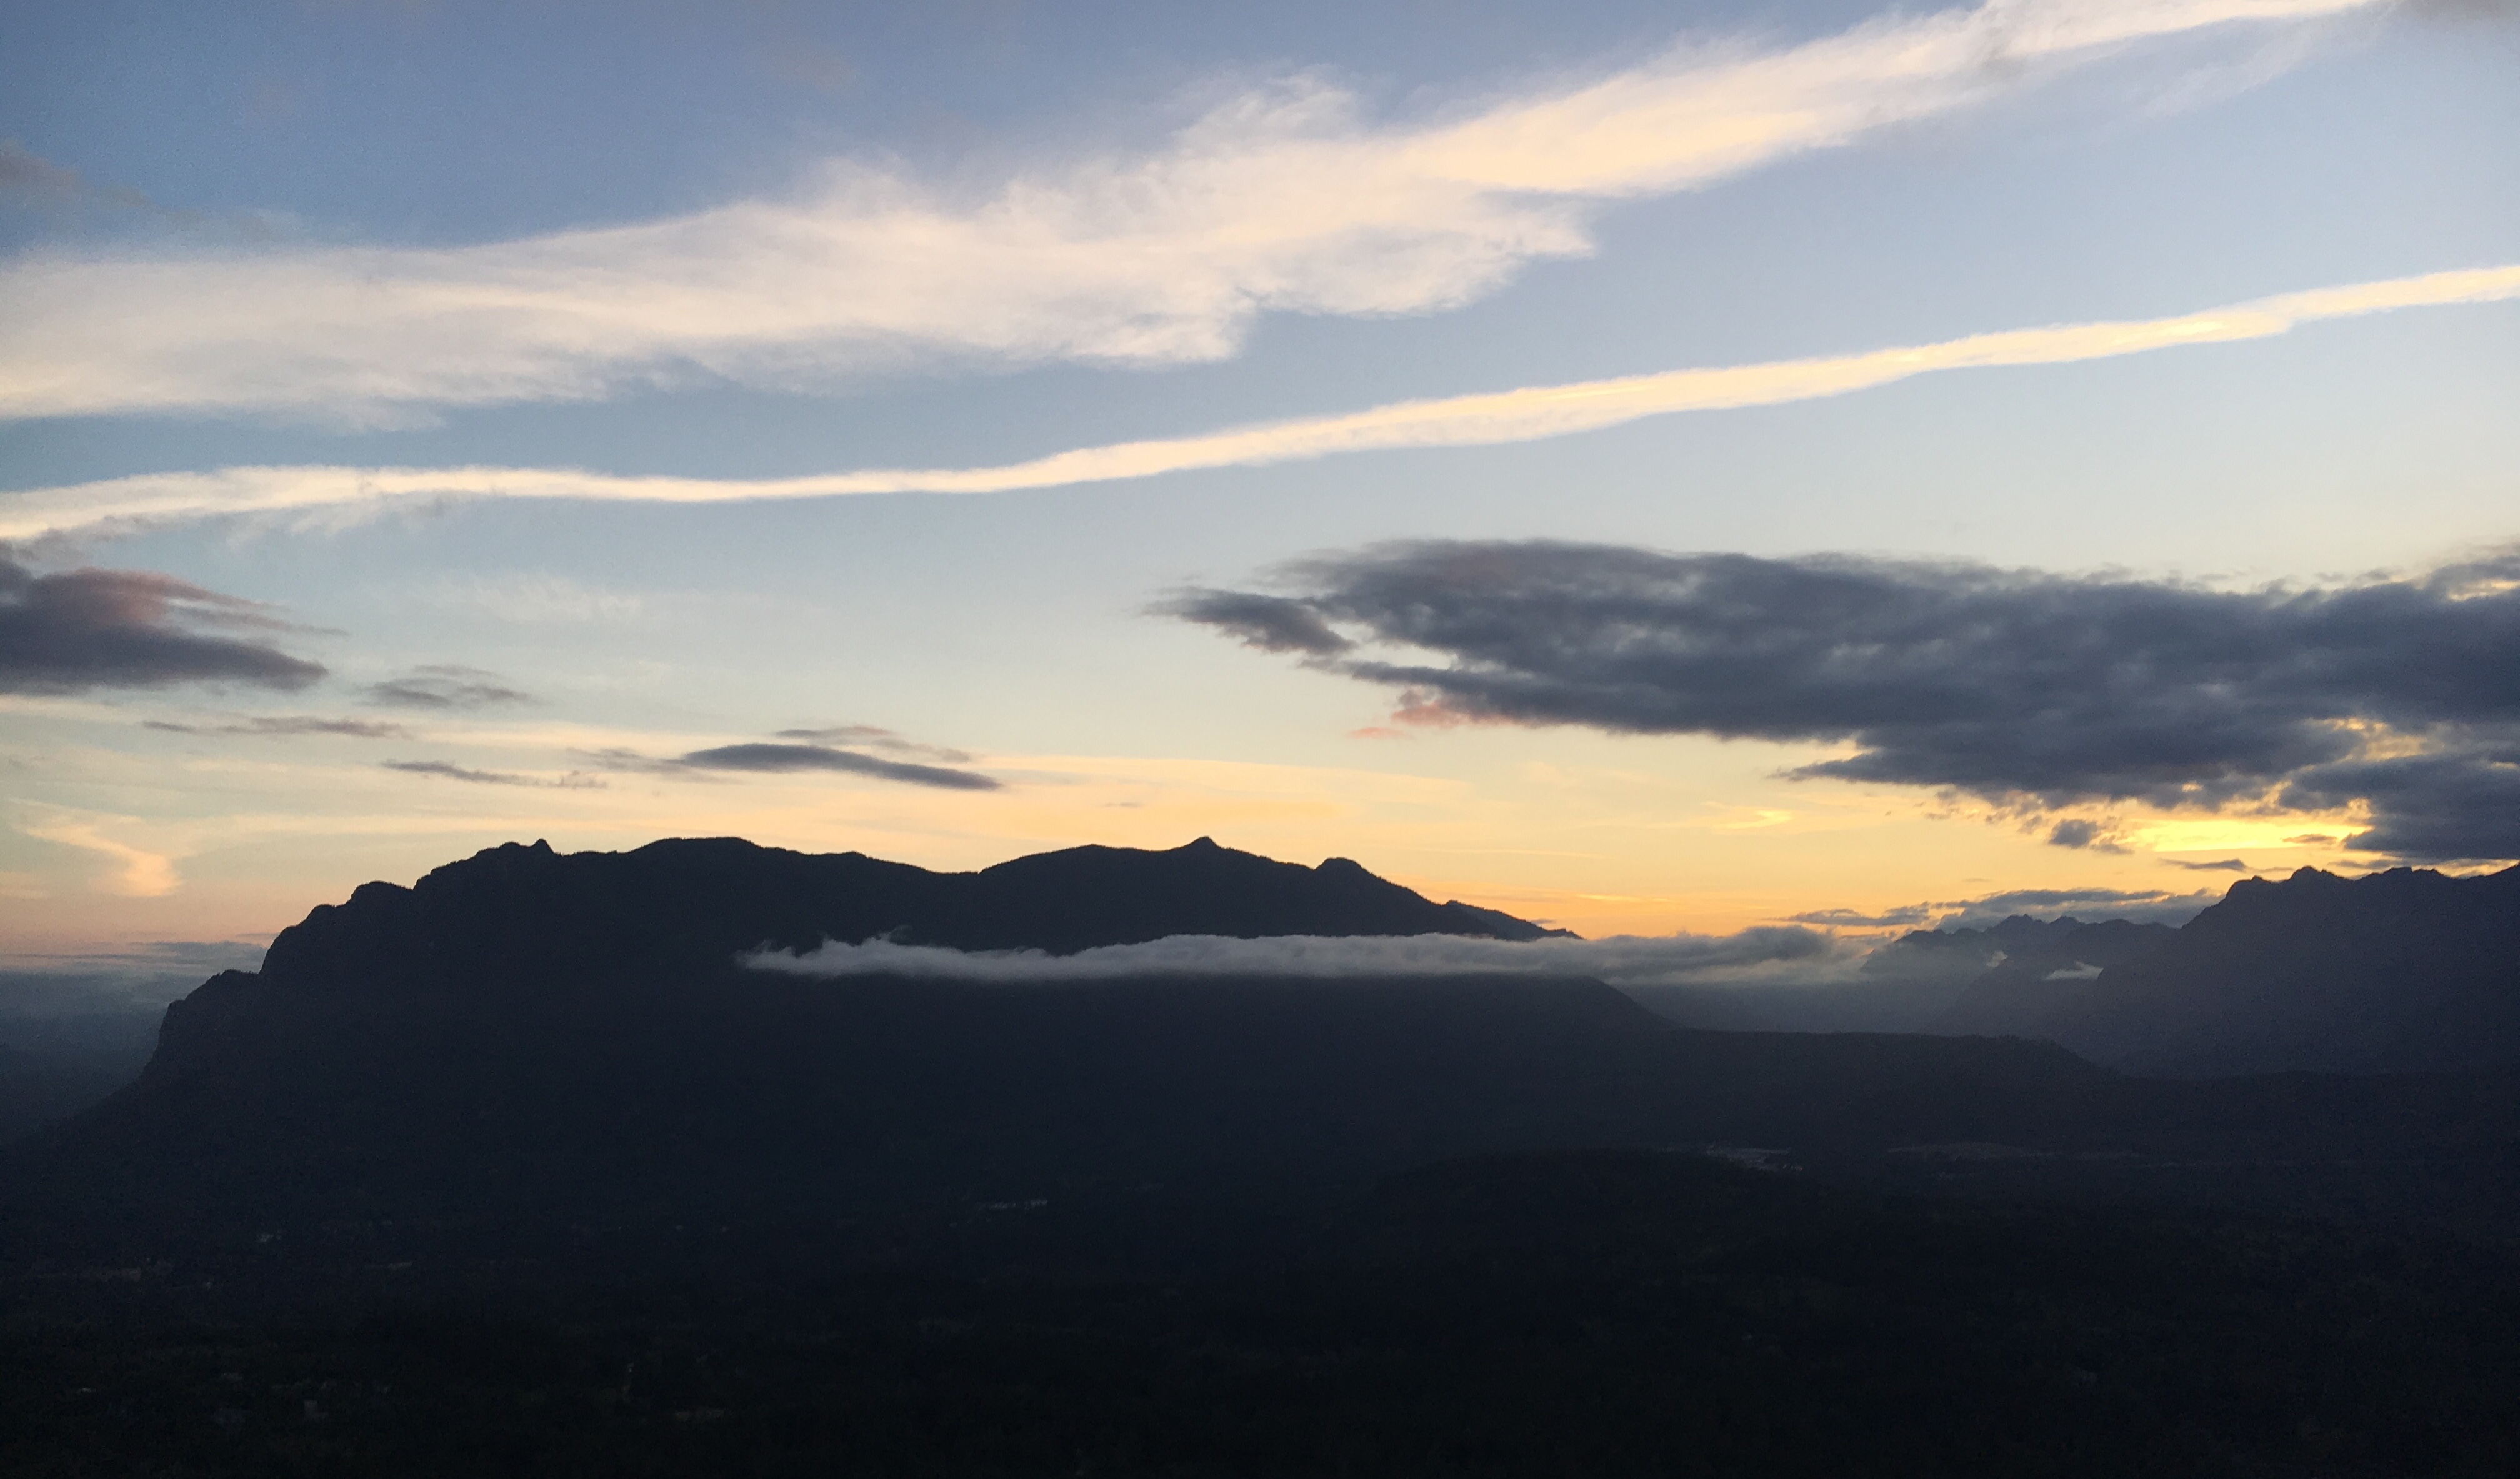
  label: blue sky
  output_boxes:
[3,0,2516,967]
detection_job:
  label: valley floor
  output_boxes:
[8,1152,2518,1478]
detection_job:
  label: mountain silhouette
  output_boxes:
[13,839,2520,1287]
[2027,865,2520,1076]
[240,833,1564,998]
[4,836,1630,1231]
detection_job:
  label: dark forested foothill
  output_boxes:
[8,1154,2520,1478]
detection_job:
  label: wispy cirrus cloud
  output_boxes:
[0,140,196,224]
[6,261,2511,541]
[14,805,183,897]
[361,664,534,709]
[677,742,1003,791]
[773,724,975,765]
[586,737,1006,792]
[0,0,2382,425]
[145,714,409,738]
[381,758,604,789]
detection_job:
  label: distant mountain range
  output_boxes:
[1855,866,2520,1077]
[8,838,2520,1287]
[2038,865,2520,1075]
[11,838,2518,1479]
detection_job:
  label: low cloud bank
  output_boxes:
[746,926,1855,988]
[1785,885,2221,931]
[1927,887,2221,930]
[0,939,268,1017]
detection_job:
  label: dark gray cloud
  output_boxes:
[0,547,326,694]
[1169,540,2520,863]
[2164,857,2251,873]
[2044,818,2126,852]
[675,742,1002,792]
[1152,590,1353,656]
[2276,740,2520,864]
[147,715,409,739]
[362,664,533,709]
[382,759,602,789]
[774,724,974,764]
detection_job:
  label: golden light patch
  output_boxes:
[2126,814,2364,854]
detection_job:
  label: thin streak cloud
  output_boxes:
[0,0,2379,423]
[2,262,2511,540]
[15,808,182,897]
[380,759,604,789]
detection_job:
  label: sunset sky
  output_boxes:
[3,0,2515,982]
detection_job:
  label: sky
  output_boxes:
[2,0,2516,980]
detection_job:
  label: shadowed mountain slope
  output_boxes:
[10,841,2520,1283]
[2036,865,2520,1077]
[1624,915,2176,1037]
[0,839,2098,1239]
[1926,920,2180,1038]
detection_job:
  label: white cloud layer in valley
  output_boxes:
[746,926,1862,988]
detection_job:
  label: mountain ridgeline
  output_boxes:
[1867,865,2520,1077]
[244,832,1561,993]
[8,837,2520,1285]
